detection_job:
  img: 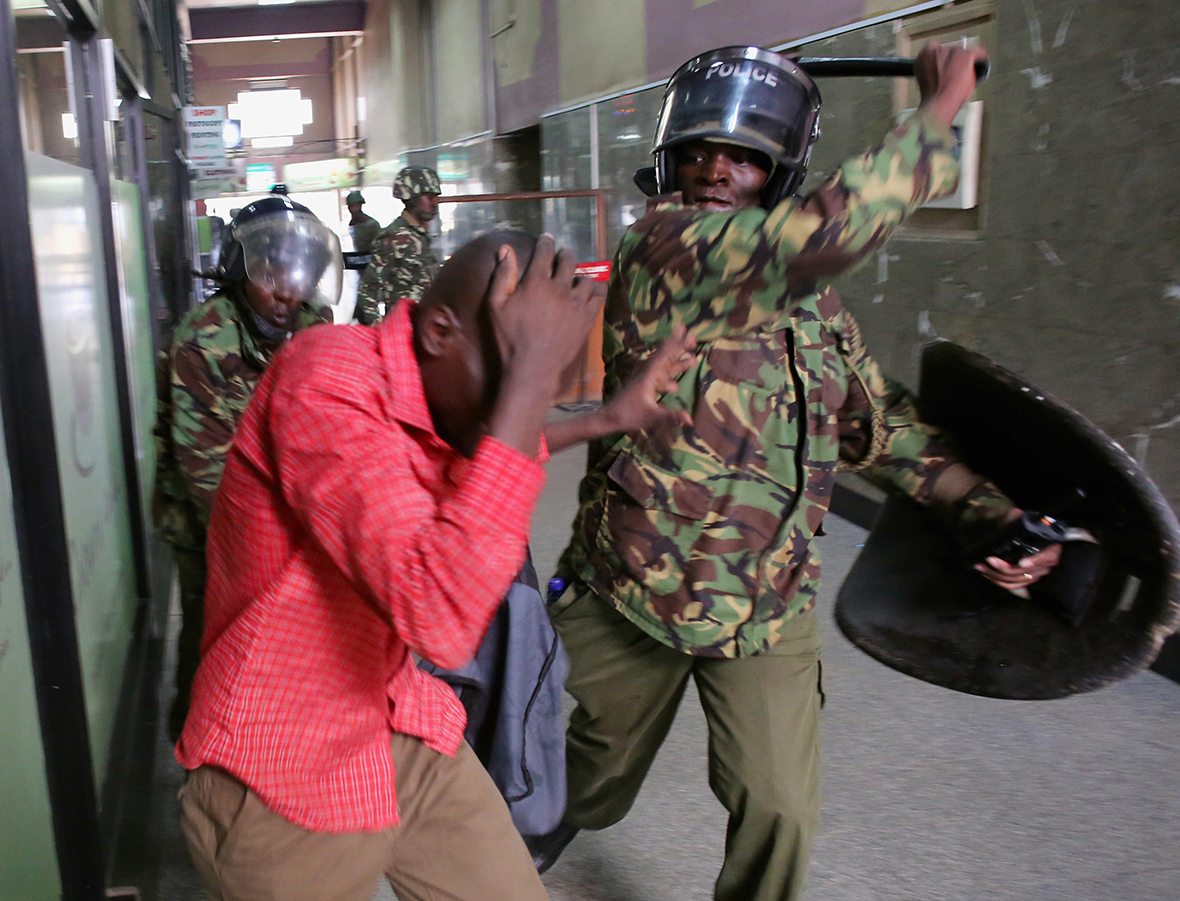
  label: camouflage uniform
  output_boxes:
[153,289,329,738]
[354,215,439,324]
[350,212,382,254]
[560,108,1010,656]
[552,110,1011,901]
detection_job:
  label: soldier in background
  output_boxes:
[346,189,381,254]
[154,196,338,742]
[355,166,441,325]
[534,42,1059,900]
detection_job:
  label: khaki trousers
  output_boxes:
[180,733,549,901]
[552,586,822,901]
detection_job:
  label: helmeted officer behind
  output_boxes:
[536,43,1058,899]
[355,165,442,325]
[346,189,382,254]
[153,196,339,741]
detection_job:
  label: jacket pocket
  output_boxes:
[606,450,714,519]
[596,451,715,597]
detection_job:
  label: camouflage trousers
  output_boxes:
[169,545,207,743]
[551,583,822,901]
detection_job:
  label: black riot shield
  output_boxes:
[835,340,1180,699]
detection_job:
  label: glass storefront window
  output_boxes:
[541,107,592,192]
[15,4,79,167]
[435,196,545,263]
[596,88,663,254]
[542,195,598,265]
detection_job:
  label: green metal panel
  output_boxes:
[0,400,62,901]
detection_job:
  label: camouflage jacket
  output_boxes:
[350,212,382,254]
[355,215,439,325]
[558,109,1012,659]
[153,290,330,550]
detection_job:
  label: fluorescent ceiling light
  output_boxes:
[228,89,313,139]
[251,136,295,148]
[61,112,77,139]
[257,0,295,5]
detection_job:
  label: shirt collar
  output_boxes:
[378,300,436,435]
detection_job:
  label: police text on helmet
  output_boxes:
[705,61,779,87]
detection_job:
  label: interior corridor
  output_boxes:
[145,417,1180,901]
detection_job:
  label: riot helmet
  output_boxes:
[393,166,442,201]
[218,196,343,307]
[646,46,822,208]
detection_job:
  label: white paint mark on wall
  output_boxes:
[876,250,899,284]
[1131,411,1180,465]
[1149,412,1180,431]
[964,291,985,308]
[1124,433,1149,466]
[1021,67,1054,89]
[1122,53,1142,90]
[1164,76,1180,86]
[1163,283,1180,301]
[918,310,936,338]
[1036,240,1065,266]
[1053,7,1075,48]
[1022,0,1044,54]
[1035,122,1050,151]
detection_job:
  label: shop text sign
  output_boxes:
[574,262,612,282]
[184,106,227,161]
[191,159,247,199]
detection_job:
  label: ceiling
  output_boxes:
[183,0,344,9]
[183,0,366,44]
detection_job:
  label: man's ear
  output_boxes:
[415,305,461,358]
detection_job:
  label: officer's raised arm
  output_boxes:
[913,40,990,129]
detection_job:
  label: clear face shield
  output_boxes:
[236,210,343,306]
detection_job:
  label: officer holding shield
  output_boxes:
[537,42,1058,899]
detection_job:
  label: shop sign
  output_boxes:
[184,106,228,161]
[190,159,247,199]
[363,157,406,187]
[437,151,470,180]
[246,163,277,194]
[574,261,612,282]
[281,157,358,192]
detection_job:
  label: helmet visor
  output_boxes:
[237,211,343,306]
[653,47,820,168]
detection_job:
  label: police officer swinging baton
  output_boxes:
[632,53,989,198]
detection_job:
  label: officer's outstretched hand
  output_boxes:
[601,325,697,434]
[973,508,1063,593]
[543,326,697,454]
[916,40,989,129]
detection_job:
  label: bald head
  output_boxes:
[418,231,537,326]
[412,230,538,457]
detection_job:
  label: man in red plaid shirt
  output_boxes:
[176,231,693,901]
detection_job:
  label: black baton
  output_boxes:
[796,56,990,84]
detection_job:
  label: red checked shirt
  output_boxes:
[175,301,547,833]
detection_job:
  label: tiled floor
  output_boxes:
[153,435,1180,901]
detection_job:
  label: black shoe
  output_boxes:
[524,822,580,874]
